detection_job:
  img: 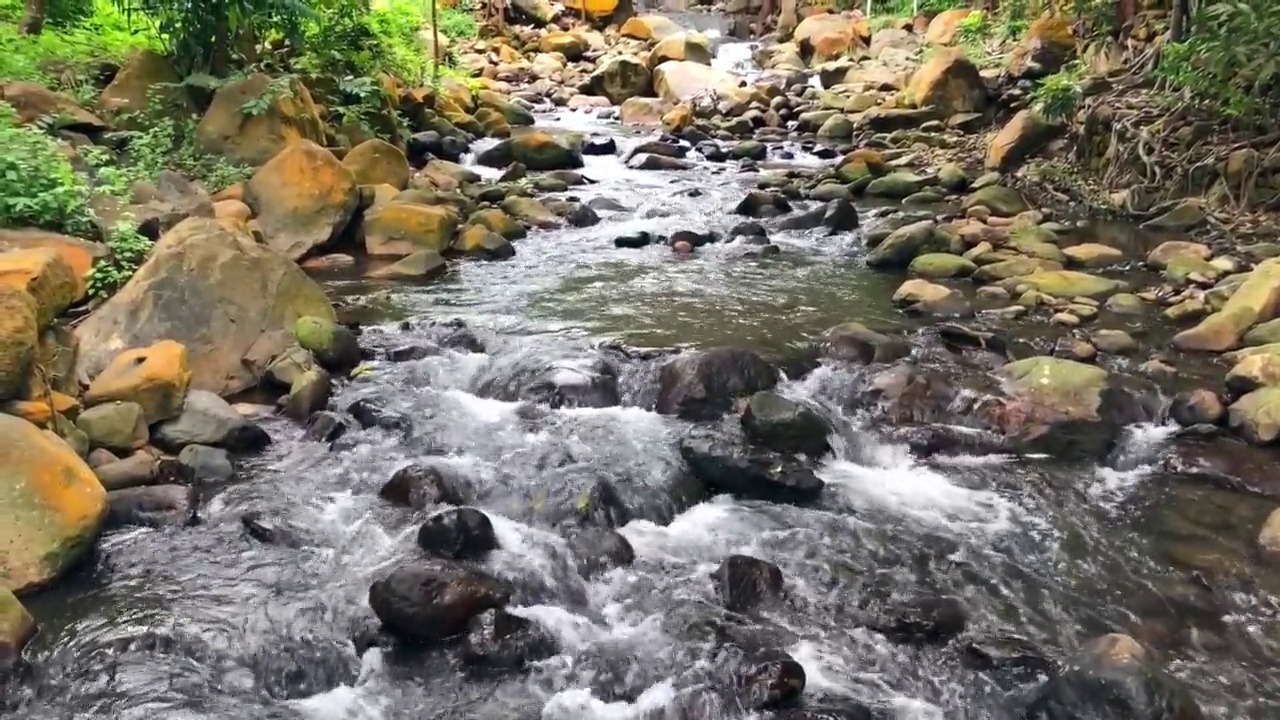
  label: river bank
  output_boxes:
[3,5,1280,719]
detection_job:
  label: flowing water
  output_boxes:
[9,39,1280,720]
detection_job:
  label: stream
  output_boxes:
[8,36,1280,720]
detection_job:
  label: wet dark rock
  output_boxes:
[627,153,694,171]
[958,633,1055,678]
[153,390,268,452]
[245,637,359,701]
[93,451,160,491]
[515,357,620,409]
[772,704,875,720]
[575,477,633,528]
[417,507,499,560]
[822,199,860,233]
[865,595,968,645]
[859,364,958,426]
[776,204,829,231]
[714,555,784,613]
[729,221,767,239]
[696,141,728,162]
[304,410,355,444]
[582,136,617,156]
[588,197,628,212]
[106,485,198,529]
[567,527,635,578]
[565,203,600,227]
[669,230,719,248]
[386,345,434,362]
[739,652,806,710]
[614,231,662,249]
[681,435,824,504]
[656,347,779,420]
[407,131,465,165]
[625,140,687,161]
[820,322,911,364]
[882,424,1010,458]
[284,368,332,423]
[1169,389,1225,427]
[368,562,512,643]
[1160,436,1280,499]
[176,444,233,483]
[380,464,469,509]
[345,397,412,433]
[241,511,311,548]
[741,391,832,456]
[935,324,1008,359]
[419,318,485,354]
[1022,634,1205,720]
[460,609,558,671]
[734,191,792,218]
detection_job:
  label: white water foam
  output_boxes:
[291,649,389,720]
[1089,422,1179,499]
[541,681,678,720]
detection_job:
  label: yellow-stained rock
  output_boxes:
[907,48,986,115]
[195,74,325,167]
[662,104,693,133]
[83,340,191,424]
[652,61,743,104]
[0,229,106,301]
[244,140,359,261]
[0,248,78,328]
[1175,260,1280,352]
[98,51,191,120]
[794,13,863,65]
[924,8,974,45]
[341,139,411,190]
[1007,15,1076,79]
[1,391,80,427]
[986,108,1059,171]
[648,32,713,70]
[619,97,671,125]
[0,413,107,593]
[620,15,682,41]
[0,288,38,402]
[362,203,459,257]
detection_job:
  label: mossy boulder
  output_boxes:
[195,74,325,166]
[475,131,583,171]
[74,400,149,453]
[866,220,946,268]
[245,140,359,261]
[865,172,925,199]
[1228,387,1280,445]
[468,209,527,241]
[0,413,107,592]
[962,185,1030,217]
[361,202,460,257]
[909,253,976,278]
[999,270,1127,300]
[342,139,411,190]
[294,316,361,372]
[648,32,714,69]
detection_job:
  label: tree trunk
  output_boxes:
[430,0,440,85]
[1170,0,1185,41]
[18,0,45,35]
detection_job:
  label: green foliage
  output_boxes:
[0,103,95,234]
[1157,0,1280,125]
[0,0,160,100]
[81,114,250,195]
[240,75,297,116]
[1032,63,1084,121]
[86,222,150,299]
[955,9,990,44]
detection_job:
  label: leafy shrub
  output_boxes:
[0,103,95,234]
[1032,64,1084,121]
[81,114,250,195]
[86,221,150,299]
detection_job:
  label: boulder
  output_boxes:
[962,185,1029,217]
[244,140,358,261]
[865,171,924,198]
[98,51,190,119]
[656,347,778,420]
[865,595,968,645]
[1022,634,1204,720]
[794,13,862,65]
[1225,345,1280,395]
[1174,259,1280,352]
[1146,240,1210,270]
[925,8,974,44]
[567,527,635,578]
[361,202,459,257]
[284,368,332,422]
[460,608,558,670]
[0,589,36,668]
[475,131,583,171]
[2,81,103,131]
[906,48,986,116]
[0,248,78,328]
[176,444,234,482]
[652,61,742,103]
[648,32,713,69]
[342,139,411,190]
[909,253,976,278]
[821,322,910,364]
[152,390,268,451]
[196,74,325,166]
[0,414,106,592]
[83,340,190,424]
[714,554,783,612]
[620,15,682,41]
[74,401,148,453]
[619,97,672,125]
[986,109,1059,171]
[1228,387,1280,445]
[368,562,512,643]
[1007,15,1076,80]
[741,391,831,456]
[92,451,159,491]
[0,287,37,402]
[680,435,825,504]
[1063,243,1124,269]
[417,508,499,560]
[0,229,107,301]
[587,56,653,106]
[106,484,197,528]
[999,270,1127,299]
[539,31,585,60]
[1169,389,1224,427]
[502,197,561,228]
[867,220,946,268]
[294,316,361,372]
[380,463,468,509]
[74,218,335,397]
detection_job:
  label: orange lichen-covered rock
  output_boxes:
[906,48,987,115]
[342,139,412,190]
[924,8,974,45]
[1,391,80,427]
[244,140,359,261]
[195,74,325,167]
[0,230,106,301]
[620,15,682,41]
[361,202,459,257]
[0,248,79,327]
[0,413,107,593]
[794,13,863,65]
[83,340,191,424]
[0,287,38,402]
